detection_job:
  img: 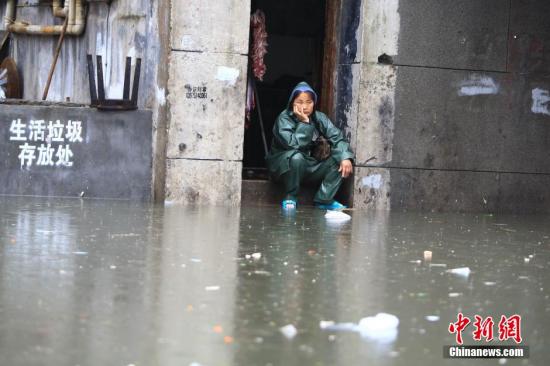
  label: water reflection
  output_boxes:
[0,198,548,366]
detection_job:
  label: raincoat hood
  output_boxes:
[287,82,318,109]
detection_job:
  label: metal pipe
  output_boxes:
[69,0,76,26]
[4,0,15,29]
[6,0,86,36]
[52,0,69,18]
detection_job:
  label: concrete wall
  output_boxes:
[354,0,550,213]
[165,0,250,205]
[0,1,169,202]
[0,104,152,200]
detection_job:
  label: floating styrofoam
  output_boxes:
[319,313,399,343]
[447,267,471,277]
[425,315,440,322]
[324,210,351,221]
[280,324,298,339]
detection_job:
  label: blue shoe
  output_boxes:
[315,200,347,210]
[282,199,297,210]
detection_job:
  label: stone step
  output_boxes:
[241,179,316,206]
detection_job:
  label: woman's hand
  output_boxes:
[339,159,353,178]
[293,104,309,123]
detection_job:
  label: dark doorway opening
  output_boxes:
[243,0,328,180]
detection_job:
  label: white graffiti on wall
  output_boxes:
[9,119,84,168]
[531,88,550,116]
[458,75,499,96]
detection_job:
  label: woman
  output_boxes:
[266,82,354,210]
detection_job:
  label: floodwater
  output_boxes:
[0,197,548,366]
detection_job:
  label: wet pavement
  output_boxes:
[0,196,548,366]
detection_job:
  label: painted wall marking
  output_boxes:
[531,88,550,116]
[362,174,383,189]
[458,75,499,96]
[184,84,208,99]
[8,119,85,168]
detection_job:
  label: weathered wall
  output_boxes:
[354,0,550,213]
[0,0,169,202]
[165,0,250,205]
[0,104,152,199]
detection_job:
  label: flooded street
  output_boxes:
[0,197,548,366]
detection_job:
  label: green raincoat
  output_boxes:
[266,82,355,179]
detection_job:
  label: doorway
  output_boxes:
[243,0,330,180]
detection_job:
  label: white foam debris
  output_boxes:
[425,315,440,322]
[319,320,335,329]
[357,313,399,343]
[524,257,530,263]
[449,292,462,297]
[447,267,471,277]
[280,324,298,339]
[252,252,262,260]
[429,263,447,268]
[72,251,88,255]
[483,281,496,286]
[320,313,400,343]
[324,210,351,221]
[190,258,202,263]
[205,286,220,291]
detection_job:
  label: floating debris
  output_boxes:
[447,267,471,277]
[252,252,262,260]
[253,270,271,276]
[425,315,440,322]
[190,258,202,263]
[423,251,433,261]
[205,286,220,291]
[483,281,496,286]
[72,251,88,255]
[357,313,399,342]
[325,210,351,222]
[429,263,447,268]
[280,324,298,339]
[449,292,462,297]
[320,313,400,343]
[319,320,335,329]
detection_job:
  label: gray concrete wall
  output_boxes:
[0,104,152,200]
[165,0,250,205]
[354,0,550,213]
[0,1,169,202]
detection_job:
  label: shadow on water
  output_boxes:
[0,196,548,365]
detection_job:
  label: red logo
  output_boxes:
[449,314,522,344]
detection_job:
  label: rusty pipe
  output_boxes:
[6,0,85,36]
[4,0,15,29]
[52,0,69,18]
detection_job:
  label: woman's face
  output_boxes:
[292,92,315,116]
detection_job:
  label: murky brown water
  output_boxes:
[0,197,548,365]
